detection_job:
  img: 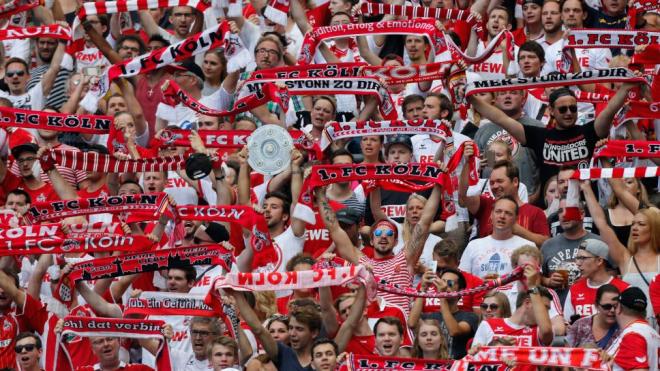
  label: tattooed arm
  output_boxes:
[316,189,361,264]
[405,184,441,267]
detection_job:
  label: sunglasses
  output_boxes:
[480,303,499,311]
[556,105,578,114]
[15,344,38,353]
[6,70,25,78]
[599,303,617,311]
[446,279,455,287]
[374,229,394,237]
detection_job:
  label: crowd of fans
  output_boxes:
[0,0,658,370]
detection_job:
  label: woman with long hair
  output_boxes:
[201,49,227,96]
[604,176,650,245]
[567,284,621,349]
[582,181,660,330]
[542,175,559,217]
[411,319,449,360]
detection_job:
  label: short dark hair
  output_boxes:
[16,332,41,349]
[148,34,171,47]
[330,148,354,163]
[286,253,316,271]
[492,160,520,183]
[119,179,144,193]
[291,306,322,333]
[168,265,197,283]
[5,57,29,72]
[595,284,620,305]
[437,267,467,290]
[265,191,291,216]
[516,286,552,308]
[494,195,519,216]
[518,41,545,63]
[116,34,146,54]
[433,239,460,262]
[489,5,511,23]
[548,87,576,107]
[427,92,454,120]
[402,94,424,113]
[7,188,30,204]
[311,338,338,359]
[374,316,403,336]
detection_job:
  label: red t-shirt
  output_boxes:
[344,334,376,355]
[0,295,49,369]
[564,277,629,319]
[475,196,549,238]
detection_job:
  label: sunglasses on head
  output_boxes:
[480,303,499,311]
[6,70,25,78]
[556,105,578,114]
[374,228,394,237]
[15,344,38,353]
[599,303,617,311]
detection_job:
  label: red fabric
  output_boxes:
[365,300,413,346]
[344,334,376,355]
[0,295,48,368]
[612,332,651,369]
[567,278,629,318]
[475,196,549,238]
[485,317,541,347]
[511,28,526,46]
[418,270,484,313]
[76,363,153,370]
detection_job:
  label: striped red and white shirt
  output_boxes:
[10,143,87,188]
[359,251,412,311]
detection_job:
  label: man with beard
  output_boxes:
[26,37,72,110]
[467,5,520,80]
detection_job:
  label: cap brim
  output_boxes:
[11,143,38,157]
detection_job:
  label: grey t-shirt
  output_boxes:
[473,117,542,195]
[541,232,601,305]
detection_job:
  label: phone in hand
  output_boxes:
[82,67,101,77]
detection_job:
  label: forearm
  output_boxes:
[513,225,548,247]
[237,327,254,365]
[46,168,78,200]
[407,298,424,328]
[531,293,553,345]
[75,282,122,318]
[440,303,463,336]
[319,286,339,337]
[594,86,631,137]
[237,164,251,206]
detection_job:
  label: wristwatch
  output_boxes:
[527,286,541,295]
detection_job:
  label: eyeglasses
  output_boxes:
[374,229,394,237]
[16,157,37,164]
[120,45,140,53]
[191,330,213,338]
[599,303,617,311]
[15,344,38,353]
[556,105,578,114]
[255,48,280,57]
[6,70,26,78]
[480,303,500,311]
[575,256,596,262]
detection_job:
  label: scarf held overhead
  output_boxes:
[0,24,71,40]
[0,230,154,256]
[0,106,111,133]
[451,347,609,371]
[0,0,41,20]
[593,140,660,159]
[43,149,187,173]
[156,129,251,149]
[125,291,219,317]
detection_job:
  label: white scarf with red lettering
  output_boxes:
[0,24,71,40]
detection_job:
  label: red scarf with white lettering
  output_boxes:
[155,129,251,149]
[0,106,111,133]
[42,148,187,173]
[24,193,170,224]
[562,29,660,71]
[54,316,172,371]
[124,291,219,317]
[0,0,41,20]
[67,245,233,282]
[321,119,453,150]
[0,230,154,256]
[0,24,70,40]
[593,140,660,159]
[298,19,441,65]
[162,80,289,117]
[450,347,608,371]
[613,101,660,127]
[360,2,485,40]
[344,354,462,371]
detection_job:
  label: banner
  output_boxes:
[0,106,111,133]
[162,80,288,117]
[24,193,169,224]
[124,291,218,317]
[0,24,71,41]
[593,140,660,159]
[321,119,453,150]
[451,347,609,371]
[68,245,233,282]
[156,129,251,149]
[0,231,153,256]
[465,68,646,96]
[44,149,186,173]
[346,354,457,371]
[0,0,41,20]
[613,100,660,126]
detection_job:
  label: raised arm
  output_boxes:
[74,280,123,318]
[580,180,629,268]
[0,269,25,309]
[458,141,481,214]
[289,150,306,238]
[118,80,148,139]
[289,0,312,34]
[229,290,279,361]
[593,83,636,138]
[316,189,361,264]
[334,283,366,353]
[368,187,389,223]
[468,94,527,144]
[405,184,441,266]
[39,147,78,200]
[27,254,53,300]
[41,38,66,98]
[138,10,162,37]
[526,266,553,346]
[319,285,339,338]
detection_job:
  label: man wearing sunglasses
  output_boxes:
[14,332,43,371]
[469,83,638,188]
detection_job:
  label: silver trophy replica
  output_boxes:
[247,125,293,175]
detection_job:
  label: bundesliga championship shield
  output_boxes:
[247,125,293,175]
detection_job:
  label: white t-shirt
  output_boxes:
[143,314,191,367]
[459,235,535,279]
[470,43,520,80]
[0,81,45,110]
[171,351,213,371]
[541,38,611,74]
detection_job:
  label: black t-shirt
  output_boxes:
[523,121,599,186]
[422,310,479,359]
[275,342,310,371]
[586,8,626,29]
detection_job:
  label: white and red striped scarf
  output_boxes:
[162,80,288,117]
[0,24,70,40]
[628,0,660,30]
[68,0,211,55]
[360,2,485,40]
[0,0,40,20]
[0,106,111,133]
[298,19,441,65]
[264,0,289,26]
[0,229,154,255]
[44,148,186,173]
[54,317,172,371]
[450,347,609,371]
[446,30,514,65]
[320,119,453,150]
[125,291,219,317]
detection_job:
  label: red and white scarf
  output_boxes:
[345,354,461,370]
[450,347,609,371]
[124,291,219,317]
[0,24,70,40]
[0,230,154,256]
[0,0,40,20]
[360,2,484,40]
[24,192,170,224]
[298,19,441,65]
[55,316,172,371]
[156,129,251,149]
[613,100,660,127]
[264,0,289,26]
[0,106,111,134]
[43,148,187,173]
[320,119,453,150]
[593,140,660,159]
[162,79,288,117]
[446,30,514,65]
[68,245,233,282]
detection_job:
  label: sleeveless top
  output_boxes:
[622,255,660,331]
[604,208,631,246]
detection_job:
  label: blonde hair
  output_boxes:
[403,193,428,243]
[510,245,542,267]
[628,207,660,255]
[411,319,449,359]
[482,291,512,318]
[606,178,650,209]
[254,291,278,319]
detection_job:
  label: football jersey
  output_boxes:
[563,277,629,320]
[607,320,660,371]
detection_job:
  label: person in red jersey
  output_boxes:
[564,239,629,322]
[76,337,153,371]
[473,264,554,347]
[15,332,44,371]
[606,287,660,371]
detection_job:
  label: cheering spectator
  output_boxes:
[567,284,621,349]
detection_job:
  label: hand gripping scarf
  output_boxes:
[0,0,41,20]
[67,245,233,282]
[450,347,609,371]
[0,24,70,40]
[41,148,187,173]
[0,106,111,133]
[23,192,170,224]
[54,316,172,371]
[68,0,211,55]
[359,2,485,40]
[124,291,219,317]
[162,79,289,117]
[298,19,441,65]
[320,119,453,150]
[628,0,660,29]
[613,101,660,127]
